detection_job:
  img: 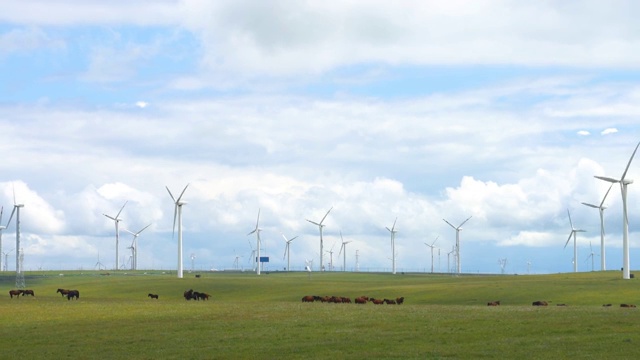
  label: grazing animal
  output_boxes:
[9,290,23,298]
[196,292,210,301]
[396,297,405,305]
[57,288,70,297]
[487,301,500,306]
[148,293,159,299]
[184,289,195,300]
[532,300,548,306]
[620,304,637,308]
[302,295,315,302]
[603,304,612,307]
[370,298,384,305]
[355,297,368,304]
[384,299,397,305]
[21,289,34,297]
[66,290,80,300]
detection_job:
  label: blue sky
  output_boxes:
[1,1,640,275]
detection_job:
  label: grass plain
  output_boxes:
[1,270,640,359]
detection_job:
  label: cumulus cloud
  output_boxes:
[578,130,590,136]
[601,128,618,135]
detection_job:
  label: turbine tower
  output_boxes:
[247,209,262,275]
[6,192,25,275]
[338,231,351,272]
[581,183,613,271]
[586,242,596,272]
[282,233,298,272]
[564,209,586,273]
[124,223,151,271]
[424,236,438,273]
[0,206,4,272]
[443,216,472,274]
[166,184,189,279]
[103,201,127,271]
[594,141,640,280]
[306,207,332,271]
[386,218,398,274]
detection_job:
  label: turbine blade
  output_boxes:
[306,219,321,226]
[103,214,116,221]
[5,206,16,228]
[594,175,618,183]
[116,201,128,218]
[255,209,260,229]
[392,217,397,231]
[171,205,178,238]
[166,186,176,202]
[137,223,152,234]
[289,236,298,242]
[620,141,640,181]
[320,207,333,224]
[564,232,573,249]
[600,183,614,207]
[581,202,599,209]
[567,209,574,229]
[443,219,456,229]
[176,183,190,202]
[0,206,3,224]
[459,216,472,228]
[431,236,439,246]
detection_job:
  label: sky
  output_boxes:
[2,0,640,275]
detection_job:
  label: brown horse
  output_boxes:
[66,290,80,300]
[57,288,70,297]
[396,297,405,305]
[532,300,548,306]
[355,297,368,304]
[148,293,159,299]
[620,304,637,308]
[21,289,35,297]
[9,290,22,298]
[302,295,315,302]
[487,301,500,306]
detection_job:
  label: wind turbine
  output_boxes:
[247,209,262,275]
[447,246,455,273]
[498,258,508,274]
[564,209,586,273]
[443,216,472,274]
[325,243,336,271]
[247,239,257,270]
[386,218,398,274]
[424,236,438,273]
[2,248,13,272]
[594,141,640,280]
[306,207,332,271]
[6,189,24,274]
[282,233,298,272]
[0,206,4,272]
[582,183,613,271]
[586,242,596,272]
[95,251,105,270]
[338,231,351,272]
[166,183,189,279]
[103,201,127,271]
[123,223,151,271]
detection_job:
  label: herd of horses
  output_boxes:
[302,295,405,305]
[8,289,35,298]
[487,300,637,308]
[183,289,211,301]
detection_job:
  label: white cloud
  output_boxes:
[578,130,590,136]
[601,128,618,135]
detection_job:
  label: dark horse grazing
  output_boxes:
[532,300,548,306]
[487,300,500,306]
[66,290,80,300]
[57,288,70,297]
[22,289,35,297]
[148,293,159,299]
[9,290,22,298]
[184,289,196,300]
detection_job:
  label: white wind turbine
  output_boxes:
[247,209,262,275]
[325,243,336,271]
[103,201,127,271]
[582,183,613,271]
[0,206,4,272]
[594,141,640,280]
[166,183,189,279]
[95,251,105,270]
[386,217,398,275]
[6,189,24,274]
[306,207,332,271]
[282,233,298,272]
[124,223,151,271]
[3,248,13,272]
[564,209,586,273]
[424,236,438,273]
[586,242,596,272]
[338,231,351,272]
[443,216,472,274]
[247,239,257,271]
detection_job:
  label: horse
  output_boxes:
[487,301,500,306]
[184,289,197,300]
[384,299,397,305]
[355,297,368,304]
[148,293,159,299]
[370,298,384,305]
[396,297,405,305]
[22,289,35,297]
[302,295,315,302]
[532,300,548,306]
[197,292,210,301]
[9,290,22,298]
[57,288,70,297]
[621,304,637,308]
[66,290,80,300]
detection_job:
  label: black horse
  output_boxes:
[22,289,35,297]
[66,290,80,300]
[9,290,22,298]
[148,293,159,299]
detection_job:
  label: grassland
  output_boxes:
[1,270,640,359]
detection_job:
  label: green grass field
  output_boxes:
[1,270,639,359]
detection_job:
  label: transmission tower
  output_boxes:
[16,248,25,288]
